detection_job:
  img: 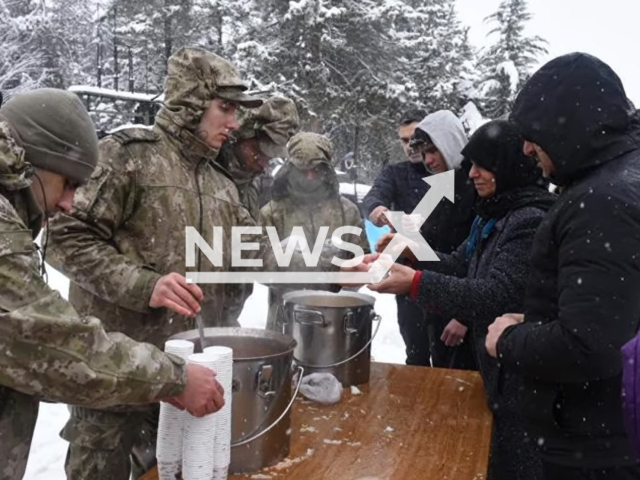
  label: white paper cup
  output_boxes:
[212,466,229,480]
[164,339,195,359]
[157,340,195,466]
[203,346,233,470]
[182,352,220,478]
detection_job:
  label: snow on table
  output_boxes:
[26,277,404,480]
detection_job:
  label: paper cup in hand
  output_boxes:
[401,213,424,233]
[212,466,229,480]
[157,340,195,476]
[164,339,195,359]
[369,253,395,284]
[183,352,220,480]
[203,346,234,469]
[386,233,421,259]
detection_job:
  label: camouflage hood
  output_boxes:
[222,95,300,186]
[154,47,261,156]
[0,119,43,237]
[415,110,467,170]
[233,95,300,159]
[288,132,334,169]
[272,132,339,202]
[0,120,33,193]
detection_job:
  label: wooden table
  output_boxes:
[141,362,492,480]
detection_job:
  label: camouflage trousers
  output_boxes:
[0,388,39,480]
[62,404,159,480]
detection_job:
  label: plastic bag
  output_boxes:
[299,373,343,405]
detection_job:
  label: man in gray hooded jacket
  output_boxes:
[405,110,476,368]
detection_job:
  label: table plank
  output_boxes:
[141,362,492,480]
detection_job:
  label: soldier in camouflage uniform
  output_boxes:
[0,89,224,480]
[216,95,300,326]
[219,95,299,219]
[261,132,370,330]
[47,48,262,480]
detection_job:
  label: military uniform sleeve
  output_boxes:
[47,137,161,314]
[256,200,340,292]
[0,199,186,406]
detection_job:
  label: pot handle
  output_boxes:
[294,314,382,369]
[231,365,304,448]
[293,308,327,327]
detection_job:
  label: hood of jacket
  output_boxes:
[510,52,640,186]
[415,110,468,170]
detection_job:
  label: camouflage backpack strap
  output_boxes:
[109,128,160,145]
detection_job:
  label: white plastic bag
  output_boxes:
[299,373,343,404]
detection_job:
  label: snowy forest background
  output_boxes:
[0,0,547,179]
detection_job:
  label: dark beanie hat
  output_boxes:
[461,120,543,195]
[0,88,98,184]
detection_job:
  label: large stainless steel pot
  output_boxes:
[281,291,380,386]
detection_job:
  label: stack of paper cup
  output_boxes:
[204,346,234,480]
[183,352,218,480]
[157,340,195,480]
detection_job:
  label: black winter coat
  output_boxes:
[499,53,640,468]
[414,207,546,408]
[362,160,430,216]
[414,206,549,480]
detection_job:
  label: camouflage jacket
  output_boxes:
[47,47,263,345]
[0,120,186,408]
[261,132,369,254]
[261,195,369,255]
[47,124,256,346]
[217,144,261,220]
[213,145,260,327]
[261,191,369,329]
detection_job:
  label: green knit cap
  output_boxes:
[0,88,98,184]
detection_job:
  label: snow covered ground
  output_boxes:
[24,269,404,480]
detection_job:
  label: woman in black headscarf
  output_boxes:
[369,120,556,480]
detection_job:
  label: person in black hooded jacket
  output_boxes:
[485,53,640,480]
[371,120,555,480]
